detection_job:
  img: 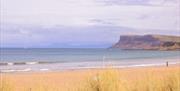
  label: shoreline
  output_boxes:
[1,56,180,73]
[1,61,179,73]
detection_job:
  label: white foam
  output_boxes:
[40,68,49,71]
[70,62,180,69]
[7,62,14,66]
[26,62,38,65]
[17,68,31,72]
[1,62,179,73]
[111,62,180,68]
[0,68,31,73]
[0,69,15,73]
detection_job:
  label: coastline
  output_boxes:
[1,63,180,74]
[1,57,180,73]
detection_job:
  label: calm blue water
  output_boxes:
[0,48,180,72]
[1,48,180,63]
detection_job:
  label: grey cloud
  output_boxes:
[137,14,150,20]
[96,0,151,5]
[89,19,115,25]
[1,21,179,48]
[95,0,178,6]
[1,24,138,48]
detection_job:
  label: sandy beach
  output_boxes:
[1,64,180,91]
[1,0,180,90]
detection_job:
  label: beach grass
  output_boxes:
[0,77,14,91]
[0,66,180,91]
[76,67,180,91]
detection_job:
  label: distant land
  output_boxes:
[112,35,180,50]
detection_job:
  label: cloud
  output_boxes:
[96,0,179,6]
[1,0,179,30]
[95,0,150,5]
[0,0,180,48]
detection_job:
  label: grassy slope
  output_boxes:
[152,35,180,42]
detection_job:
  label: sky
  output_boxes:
[0,0,180,48]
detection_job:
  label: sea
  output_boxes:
[0,48,180,73]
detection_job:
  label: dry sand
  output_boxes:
[1,64,180,91]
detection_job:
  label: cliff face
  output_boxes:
[112,35,180,50]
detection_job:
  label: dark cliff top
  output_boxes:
[120,34,180,42]
[112,34,180,50]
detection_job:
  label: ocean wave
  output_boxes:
[0,61,54,66]
[26,62,39,65]
[0,61,179,73]
[40,68,49,71]
[0,68,31,73]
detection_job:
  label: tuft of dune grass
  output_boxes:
[133,69,180,91]
[0,77,14,91]
[78,69,122,91]
[76,68,180,91]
